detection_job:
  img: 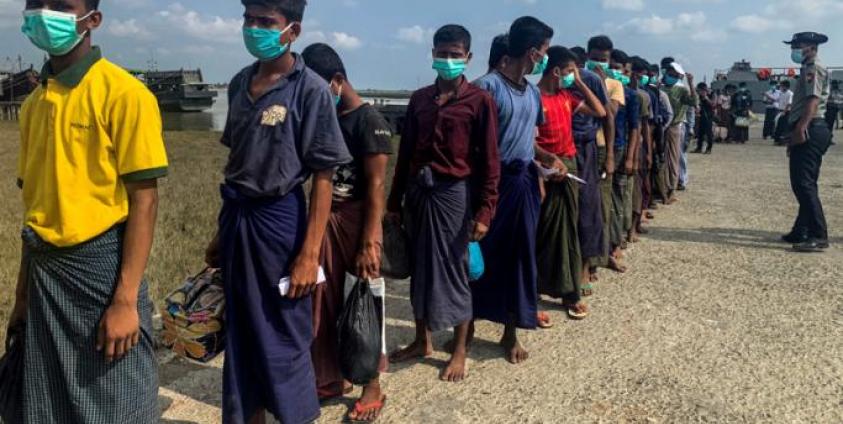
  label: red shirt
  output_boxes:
[536,90,582,158]
[387,77,501,226]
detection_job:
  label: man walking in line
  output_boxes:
[14,1,167,421]
[661,61,697,204]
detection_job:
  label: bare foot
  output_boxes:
[389,339,432,363]
[440,350,469,383]
[666,197,678,205]
[608,257,628,273]
[348,381,385,422]
[612,248,625,260]
[500,334,529,364]
[628,233,640,243]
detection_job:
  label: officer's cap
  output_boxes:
[784,32,829,46]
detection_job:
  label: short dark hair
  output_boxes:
[433,24,471,52]
[241,0,307,23]
[544,46,578,77]
[738,82,747,87]
[489,34,509,71]
[630,57,649,73]
[660,57,675,70]
[696,82,708,90]
[570,46,587,66]
[648,64,660,74]
[301,43,346,82]
[587,35,613,53]
[610,49,629,65]
[780,81,791,88]
[508,16,553,58]
[86,0,100,10]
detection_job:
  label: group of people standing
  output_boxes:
[762,80,796,144]
[6,0,834,423]
[369,15,703,424]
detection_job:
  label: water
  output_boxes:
[161,89,228,132]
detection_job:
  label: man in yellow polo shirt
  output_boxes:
[9,0,167,422]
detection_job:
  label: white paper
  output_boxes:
[535,162,561,180]
[536,161,587,185]
[566,173,588,185]
[278,266,327,297]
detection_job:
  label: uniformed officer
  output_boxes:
[781,32,832,252]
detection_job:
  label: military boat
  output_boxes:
[710,60,843,114]
[136,69,217,113]
[0,68,39,102]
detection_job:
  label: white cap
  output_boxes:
[670,62,686,76]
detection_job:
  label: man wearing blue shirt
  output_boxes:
[205,1,352,422]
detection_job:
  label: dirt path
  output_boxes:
[159,132,843,423]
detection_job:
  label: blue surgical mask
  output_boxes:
[640,75,650,86]
[664,75,679,86]
[21,9,95,56]
[560,72,576,89]
[532,53,549,76]
[620,75,630,86]
[791,48,804,64]
[586,60,610,73]
[432,58,467,81]
[243,23,293,61]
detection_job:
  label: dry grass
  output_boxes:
[0,121,228,343]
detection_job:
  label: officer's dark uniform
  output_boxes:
[783,32,833,250]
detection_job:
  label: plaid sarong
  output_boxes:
[21,226,158,424]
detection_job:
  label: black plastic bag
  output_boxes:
[381,218,410,279]
[337,279,382,385]
[0,324,25,424]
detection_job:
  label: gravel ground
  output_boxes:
[159,128,843,423]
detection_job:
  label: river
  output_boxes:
[161,89,228,132]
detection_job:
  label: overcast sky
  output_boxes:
[1,0,841,88]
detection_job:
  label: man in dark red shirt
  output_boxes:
[535,46,606,320]
[386,24,500,383]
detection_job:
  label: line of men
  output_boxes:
[8,0,832,423]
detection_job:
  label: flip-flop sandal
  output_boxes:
[564,304,589,320]
[537,311,553,329]
[646,212,655,220]
[348,395,387,423]
[581,283,594,297]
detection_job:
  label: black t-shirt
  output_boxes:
[700,95,715,121]
[334,104,394,201]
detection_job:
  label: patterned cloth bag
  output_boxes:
[161,268,225,362]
